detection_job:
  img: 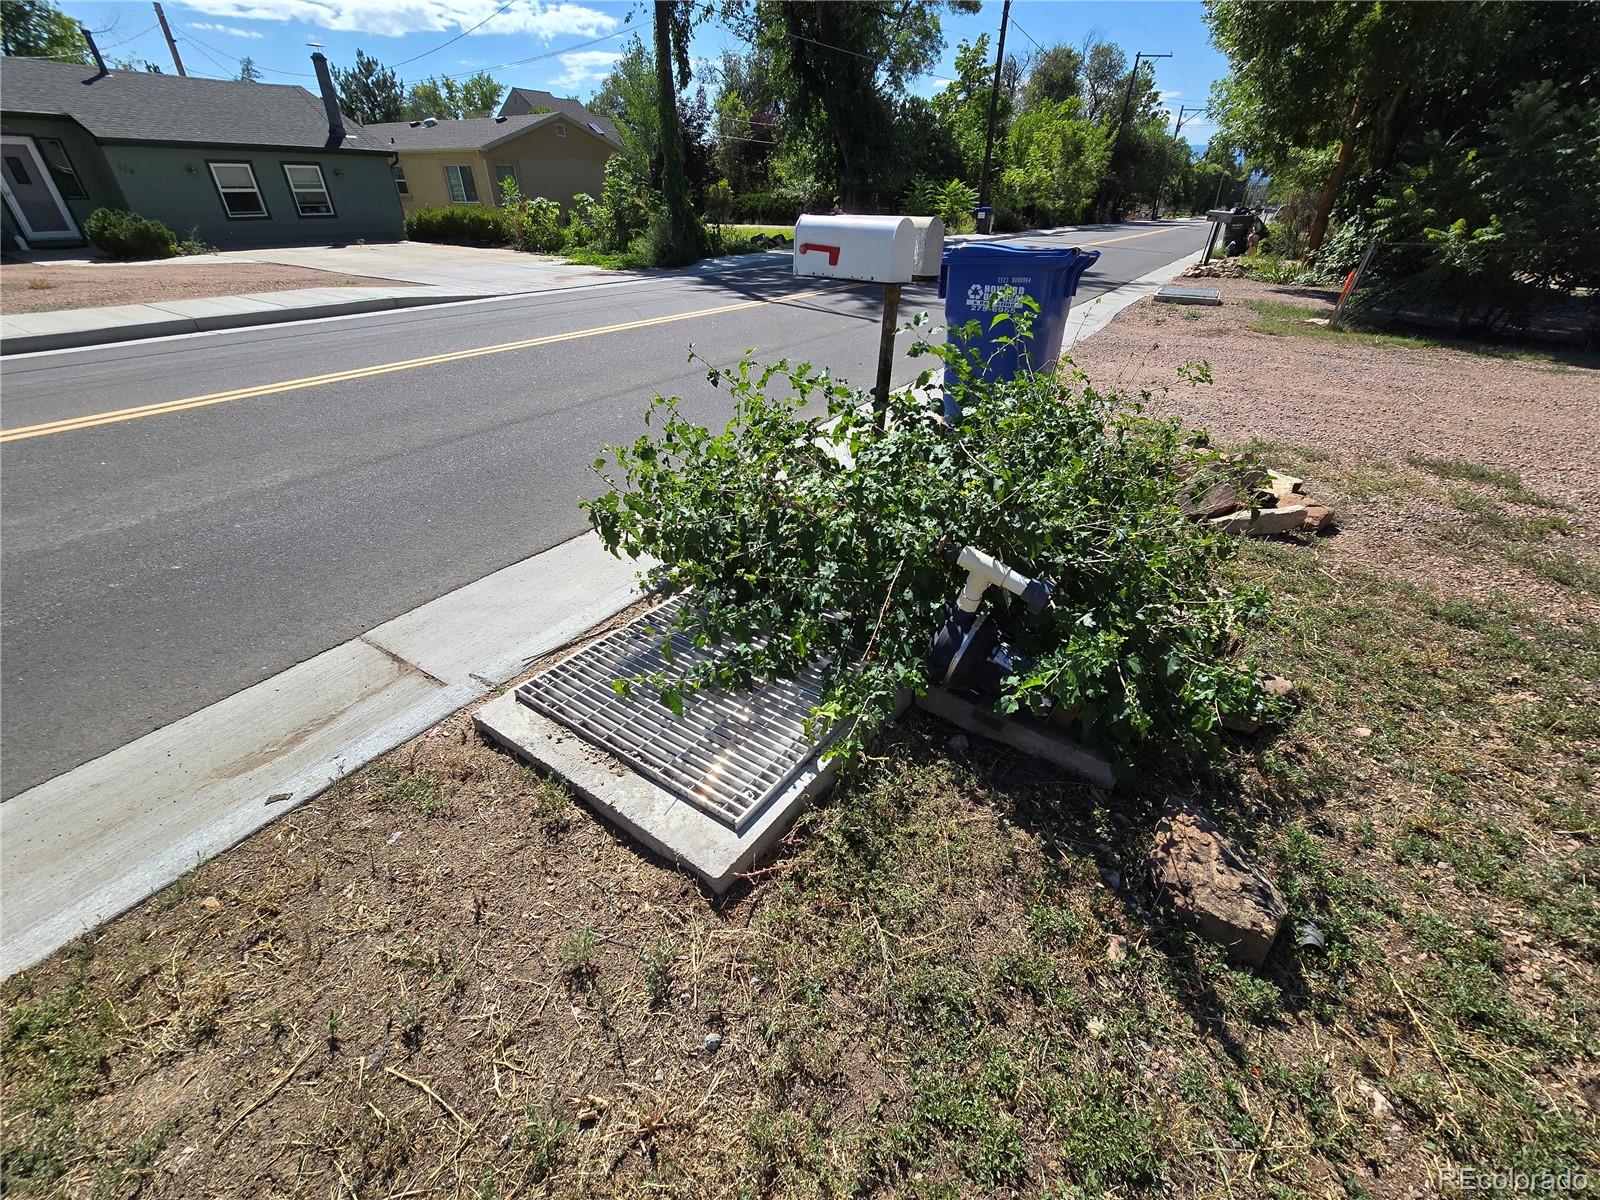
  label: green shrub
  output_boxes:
[906,178,980,234]
[727,190,799,225]
[403,205,507,247]
[83,208,178,260]
[498,178,564,254]
[584,314,1270,764]
[599,157,650,252]
[704,179,733,223]
[564,192,602,248]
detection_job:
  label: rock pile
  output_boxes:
[1178,464,1338,537]
[1181,259,1247,280]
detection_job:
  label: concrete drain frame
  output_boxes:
[476,596,1114,892]
[474,596,845,893]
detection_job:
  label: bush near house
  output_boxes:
[83,209,178,260]
[403,205,507,247]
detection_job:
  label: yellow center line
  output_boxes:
[0,286,844,444]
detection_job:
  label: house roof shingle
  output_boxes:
[363,112,619,152]
[499,87,618,141]
[0,57,384,153]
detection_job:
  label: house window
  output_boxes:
[554,122,567,137]
[392,162,409,196]
[35,138,85,199]
[493,164,517,196]
[208,161,267,218]
[282,163,334,217]
[5,155,31,185]
[444,164,478,204]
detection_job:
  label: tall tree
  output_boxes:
[736,0,973,208]
[402,72,504,121]
[1022,44,1083,108]
[933,35,1019,181]
[334,49,404,124]
[1080,40,1127,123]
[0,0,88,62]
[591,36,659,174]
[456,71,504,117]
[652,0,700,263]
[237,56,261,83]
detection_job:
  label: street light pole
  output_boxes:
[1094,50,1170,221]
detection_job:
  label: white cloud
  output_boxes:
[548,48,620,89]
[176,1,618,40]
[1159,90,1183,102]
[190,21,265,38]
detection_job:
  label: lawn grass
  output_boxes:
[3,448,1597,1196]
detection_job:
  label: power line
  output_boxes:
[99,23,158,51]
[1008,18,1045,55]
[392,0,521,69]
[177,26,315,77]
[435,27,633,81]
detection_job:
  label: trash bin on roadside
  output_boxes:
[974,205,995,234]
[937,242,1101,387]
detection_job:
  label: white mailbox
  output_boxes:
[907,215,946,280]
[794,214,916,284]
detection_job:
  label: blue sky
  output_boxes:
[56,1,1228,146]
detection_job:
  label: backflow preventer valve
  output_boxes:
[927,544,1053,698]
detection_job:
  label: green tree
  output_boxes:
[1022,44,1082,109]
[402,72,503,121]
[591,36,659,176]
[237,56,261,83]
[456,71,504,117]
[933,35,1018,181]
[994,98,1109,227]
[1080,40,1126,123]
[0,0,88,62]
[333,48,404,124]
[734,0,974,208]
[651,0,701,265]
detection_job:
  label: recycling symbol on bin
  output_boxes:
[965,283,1027,314]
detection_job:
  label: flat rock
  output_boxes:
[1209,504,1308,537]
[1179,479,1245,520]
[1301,503,1338,532]
[1265,471,1303,501]
[1150,803,1287,967]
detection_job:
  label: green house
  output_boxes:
[0,54,403,250]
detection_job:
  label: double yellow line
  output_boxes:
[0,286,839,445]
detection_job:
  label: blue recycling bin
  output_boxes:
[937,243,1101,385]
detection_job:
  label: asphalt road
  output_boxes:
[0,220,1205,798]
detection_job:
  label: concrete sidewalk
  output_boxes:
[0,285,489,355]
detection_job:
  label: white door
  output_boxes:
[1,135,80,242]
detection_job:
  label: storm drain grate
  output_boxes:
[515,596,828,832]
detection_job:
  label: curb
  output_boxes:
[0,292,490,356]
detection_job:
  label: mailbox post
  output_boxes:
[794,214,920,422]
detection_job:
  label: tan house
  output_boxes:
[363,113,618,214]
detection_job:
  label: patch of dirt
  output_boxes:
[1070,277,1597,506]
[0,262,413,314]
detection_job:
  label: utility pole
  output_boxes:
[1152,104,1205,218]
[154,3,186,76]
[1094,50,1170,221]
[974,0,1010,232]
